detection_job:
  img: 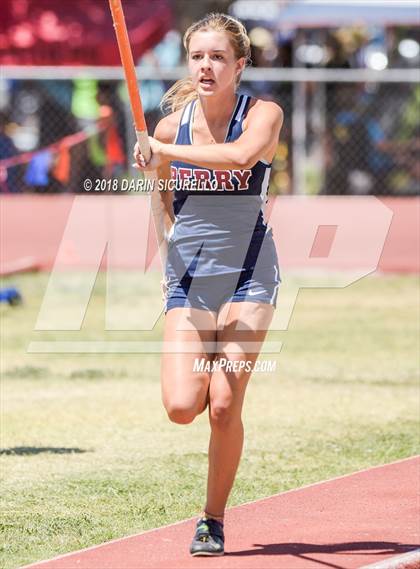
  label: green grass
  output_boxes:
[1,271,419,568]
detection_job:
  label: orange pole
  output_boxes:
[108,0,167,268]
[108,0,150,158]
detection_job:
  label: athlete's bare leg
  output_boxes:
[161,307,217,424]
[203,302,274,517]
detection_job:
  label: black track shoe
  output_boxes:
[190,517,225,556]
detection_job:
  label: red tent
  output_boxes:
[0,0,173,66]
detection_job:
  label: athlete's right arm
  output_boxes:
[148,114,180,301]
[151,112,181,237]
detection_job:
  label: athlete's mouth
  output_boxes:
[199,78,215,85]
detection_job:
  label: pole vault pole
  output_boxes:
[108,0,167,268]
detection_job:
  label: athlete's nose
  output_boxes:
[200,54,212,70]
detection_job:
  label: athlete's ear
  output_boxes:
[235,57,246,77]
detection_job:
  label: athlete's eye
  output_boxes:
[191,54,202,60]
[213,55,224,60]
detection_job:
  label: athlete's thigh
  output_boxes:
[161,307,218,410]
[209,302,275,409]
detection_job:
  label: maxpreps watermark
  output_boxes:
[29,195,393,354]
[193,358,276,374]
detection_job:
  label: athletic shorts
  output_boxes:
[164,266,281,314]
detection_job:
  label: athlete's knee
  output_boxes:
[165,401,197,425]
[209,400,241,430]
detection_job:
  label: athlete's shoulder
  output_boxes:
[244,98,284,128]
[249,98,284,118]
[153,109,184,143]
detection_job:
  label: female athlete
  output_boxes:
[134,13,283,557]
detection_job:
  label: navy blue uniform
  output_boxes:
[165,94,281,313]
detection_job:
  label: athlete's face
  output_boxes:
[188,31,245,96]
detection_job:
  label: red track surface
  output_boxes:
[23,456,420,569]
[1,196,419,274]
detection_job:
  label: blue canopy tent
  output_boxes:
[230,0,420,28]
[277,0,420,29]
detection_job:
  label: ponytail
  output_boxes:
[160,77,198,115]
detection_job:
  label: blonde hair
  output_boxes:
[161,13,251,114]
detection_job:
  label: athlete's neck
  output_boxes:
[196,92,238,129]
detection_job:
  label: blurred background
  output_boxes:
[1,0,419,197]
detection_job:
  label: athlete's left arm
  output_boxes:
[134,102,283,171]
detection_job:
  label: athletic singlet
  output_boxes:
[166,93,279,279]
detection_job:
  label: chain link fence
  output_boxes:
[0,69,418,196]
